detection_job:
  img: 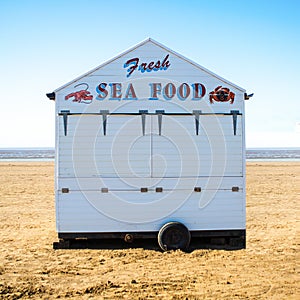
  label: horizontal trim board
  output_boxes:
[58,112,243,116]
[58,229,245,239]
[58,176,244,189]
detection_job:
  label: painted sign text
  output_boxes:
[124,54,171,77]
[96,82,206,101]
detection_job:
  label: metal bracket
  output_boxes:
[231,110,239,136]
[60,110,70,136]
[139,110,148,136]
[58,110,242,137]
[193,110,202,135]
[156,110,164,135]
[100,110,109,136]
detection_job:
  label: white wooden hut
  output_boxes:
[47,38,251,250]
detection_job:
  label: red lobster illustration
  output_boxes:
[65,83,93,104]
[209,86,235,104]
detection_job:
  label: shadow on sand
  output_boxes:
[53,237,245,252]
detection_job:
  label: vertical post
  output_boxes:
[156,110,164,136]
[139,110,148,136]
[231,110,239,136]
[100,110,109,136]
[193,110,202,135]
[60,110,70,136]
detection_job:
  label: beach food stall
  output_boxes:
[47,38,250,250]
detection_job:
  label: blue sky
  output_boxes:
[0,0,299,148]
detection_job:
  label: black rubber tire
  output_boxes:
[158,222,191,252]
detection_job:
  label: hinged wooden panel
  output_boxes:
[58,115,151,178]
[151,115,243,177]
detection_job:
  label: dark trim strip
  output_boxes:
[58,229,245,240]
[58,112,243,116]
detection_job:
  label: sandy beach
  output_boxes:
[0,162,299,299]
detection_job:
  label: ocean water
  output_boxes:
[0,148,55,161]
[246,148,300,161]
[0,148,300,161]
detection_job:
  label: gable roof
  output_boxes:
[54,38,245,93]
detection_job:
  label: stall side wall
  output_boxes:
[55,110,245,233]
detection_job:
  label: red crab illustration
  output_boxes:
[209,86,235,104]
[65,83,93,104]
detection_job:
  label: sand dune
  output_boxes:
[0,162,299,299]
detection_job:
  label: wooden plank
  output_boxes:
[57,189,245,232]
[57,176,244,191]
[57,100,245,115]
[58,161,243,177]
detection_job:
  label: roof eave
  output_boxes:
[46,92,55,100]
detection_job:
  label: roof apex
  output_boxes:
[54,38,245,93]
